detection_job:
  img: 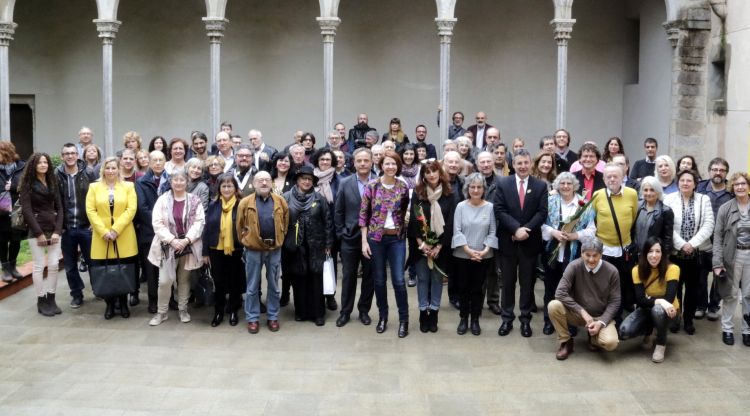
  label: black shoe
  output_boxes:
[470,320,481,336]
[315,317,325,326]
[376,318,387,333]
[543,321,555,335]
[450,298,460,310]
[336,314,350,327]
[129,293,140,307]
[569,326,578,337]
[104,301,115,320]
[498,321,513,336]
[359,312,372,325]
[530,304,539,313]
[78,260,87,273]
[723,331,735,346]
[294,314,304,322]
[47,293,62,315]
[398,321,409,338]
[743,334,750,347]
[229,312,239,326]
[148,301,157,314]
[279,293,290,307]
[419,310,429,333]
[120,296,130,318]
[211,313,224,327]
[326,296,338,311]
[488,304,501,315]
[669,320,681,334]
[744,314,750,328]
[521,322,532,337]
[70,295,83,309]
[457,318,468,335]
[684,322,695,335]
[429,310,438,333]
[260,302,267,314]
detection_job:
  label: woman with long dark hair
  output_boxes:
[148,136,167,153]
[19,152,63,316]
[602,137,625,163]
[271,152,294,196]
[619,237,680,363]
[0,141,25,282]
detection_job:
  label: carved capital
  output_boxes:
[550,19,575,46]
[93,19,121,45]
[202,17,229,44]
[316,17,340,43]
[662,21,683,48]
[435,18,457,44]
[0,22,17,47]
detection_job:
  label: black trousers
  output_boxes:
[138,242,158,302]
[543,258,569,321]
[455,257,490,320]
[292,271,325,321]
[619,305,677,345]
[671,255,707,326]
[339,241,374,316]
[500,253,536,324]
[209,249,245,314]
[602,254,634,324]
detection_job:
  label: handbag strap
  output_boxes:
[605,191,626,251]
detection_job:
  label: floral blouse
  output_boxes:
[358,179,410,241]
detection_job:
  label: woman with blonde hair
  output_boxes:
[122,131,142,151]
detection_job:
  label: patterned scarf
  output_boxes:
[680,194,696,249]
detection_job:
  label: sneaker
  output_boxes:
[652,345,666,363]
[694,309,706,320]
[70,296,83,309]
[149,313,168,326]
[706,309,720,321]
[179,310,191,323]
[407,278,417,287]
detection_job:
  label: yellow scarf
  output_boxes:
[216,196,236,255]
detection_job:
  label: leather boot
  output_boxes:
[457,318,468,335]
[47,293,62,315]
[1,263,15,282]
[119,295,130,318]
[429,310,438,333]
[37,295,54,317]
[8,261,23,280]
[419,310,429,333]
[104,298,115,320]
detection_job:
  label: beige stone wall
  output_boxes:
[8,0,672,157]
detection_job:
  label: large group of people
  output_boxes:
[5,110,749,364]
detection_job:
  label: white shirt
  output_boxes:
[476,125,486,149]
[541,197,597,262]
[602,186,625,257]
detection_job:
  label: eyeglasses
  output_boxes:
[710,168,727,173]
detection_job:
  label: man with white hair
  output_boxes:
[371,144,384,176]
[248,129,277,172]
[76,126,94,158]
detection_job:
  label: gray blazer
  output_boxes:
[712,198,741,298]
[334,174,368,246]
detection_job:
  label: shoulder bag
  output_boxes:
[606,191,637,263]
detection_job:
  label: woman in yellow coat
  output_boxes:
[86,156,138,319]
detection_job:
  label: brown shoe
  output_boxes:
[247,321,259,334]
[587,335,601,352]
[267,320,280,332]
[556,339,574,360]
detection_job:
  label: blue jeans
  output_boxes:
[244,248,281,322]
[61,227,92,298]
[369,235,409,322]
[415,256,443,311]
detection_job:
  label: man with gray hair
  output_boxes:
[231,144,257,197]
[76,126,94,158]
[371,144,384,176]
[248,129,277,172]
[548,236,621,360]
[364,130,380,149]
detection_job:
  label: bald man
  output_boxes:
[466,111,494,150]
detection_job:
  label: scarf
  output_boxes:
[217,196,236,255]
[314,167,335,203]
[288,185,315,214]
[2,162,16,176]
[426,185,445,237]
[400,164,419,189]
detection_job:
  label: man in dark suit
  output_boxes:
[493,148,548,338]
[333,147,377,327]
[466,111,494,150]
[249,129,277,172]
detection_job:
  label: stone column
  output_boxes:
[551,18,575,129]
[316,17,340,138]
[94,19,120,157]
[0,22,16,140]
[435,18,456,146]
[203,17,228,139]
[663,6,712,159]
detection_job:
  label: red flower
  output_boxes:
[578,198,585,206]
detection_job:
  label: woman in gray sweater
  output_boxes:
[452,173,498,335]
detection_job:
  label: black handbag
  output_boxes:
[10,199,27,234]
[193,265,215,306]
[89,241,137,298]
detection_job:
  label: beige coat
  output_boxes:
[147,191,205,271]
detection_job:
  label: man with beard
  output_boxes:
[414,125,437,159]
[189,131,209,161]
[696,157,733,320]
[466,111,493,150]
[231,145,258,197]
[447,111,466,141]
[347,113,376,150]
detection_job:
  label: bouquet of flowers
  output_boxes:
[547,195,593,266]
[415,205,448,277]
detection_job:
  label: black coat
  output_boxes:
[282,189,334,275]
[633,200,674,254]
[408,190,459,268]
[202,198,242,256]
[135,170,170,245]
[0,160,25,233]
[55,160,97,229]
[574,170,606,196]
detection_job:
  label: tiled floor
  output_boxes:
[1,274,748,415]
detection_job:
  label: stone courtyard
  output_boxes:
[1,273,749,415]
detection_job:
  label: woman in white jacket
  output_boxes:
[148,169,205,326]
[664,169,714,335]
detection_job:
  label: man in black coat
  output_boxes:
[249,129,277,172]
[493,148,549,338]
[347,113,376,151]
[333,147,377,327]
